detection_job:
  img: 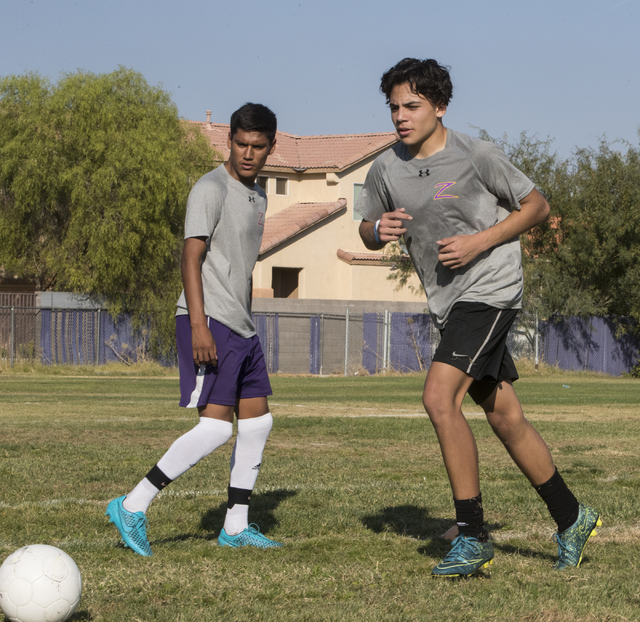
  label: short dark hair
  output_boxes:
[380,58,453,108]
[230,103,277,144]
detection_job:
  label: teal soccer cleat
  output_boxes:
[432,534,494,577]
[553,504,601,569]
[218,524,283,549]
[106,495,153,557]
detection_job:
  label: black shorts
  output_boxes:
[433,302,519,405]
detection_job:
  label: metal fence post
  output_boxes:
[10,306,15,367]
[96,309,101,365]
[382,310,391,372]
[344,309,349,376]
[320,313,324,375]
[534,310,539,372]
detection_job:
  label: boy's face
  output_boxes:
[226,128,276,186]
[388,82,446,158]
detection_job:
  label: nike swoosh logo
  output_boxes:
[452,352,469,358]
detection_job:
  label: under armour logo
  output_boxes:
[248,196,256,202]
[419,169,430,177]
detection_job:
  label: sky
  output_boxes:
[1,0,638,158]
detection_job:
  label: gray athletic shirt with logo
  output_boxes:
[355,129,535,329]
[175,164,267,338]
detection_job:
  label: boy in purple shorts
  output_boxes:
[106,103,281,555]
[356,58,601,576]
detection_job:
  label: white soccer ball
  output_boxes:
[0,545,82,622]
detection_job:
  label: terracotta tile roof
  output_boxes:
[337,249,411,266]
[337,249,393,266]
[187,121,398,172]
[260,199,347,255]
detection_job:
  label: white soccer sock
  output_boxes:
[224,504,250,536]
[223,412,273,535]
[124,417,233,514]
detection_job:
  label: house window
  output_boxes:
[272,267,301,298]
[257,176,269,193]
[353,183,364,221]
[276,177,288,196]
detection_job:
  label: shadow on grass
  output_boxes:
[151,488,297,546]
[361,504,455,540]
[417,534,557,564]
[200,488,297,535]
[70,612,93,621]
[361,504,558,562]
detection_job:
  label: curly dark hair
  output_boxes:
[230,103,277,144]
[380,58,453,108]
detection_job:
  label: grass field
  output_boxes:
[1,364,639,621]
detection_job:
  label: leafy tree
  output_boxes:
[0,68,219,359]
[554,139,640,324]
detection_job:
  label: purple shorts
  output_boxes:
[176,315,272,408]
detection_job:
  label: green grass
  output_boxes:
[1,367,639,621]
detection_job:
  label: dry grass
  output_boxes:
[0,371,639,621]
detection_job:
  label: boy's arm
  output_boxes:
[181,236,217,365]
[437,188,550,269]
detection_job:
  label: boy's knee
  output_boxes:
[422,391,454,426]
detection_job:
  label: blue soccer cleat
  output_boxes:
[106,495,153,557]
[432,534,494,577]
[218,524,283,549]
[553,504,601,569]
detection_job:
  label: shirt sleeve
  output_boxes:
[183,177,223,243]
[354,158,394,222]
[473,141,535,211]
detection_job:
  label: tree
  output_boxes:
[552,139,640,324]
[0,68,219,359]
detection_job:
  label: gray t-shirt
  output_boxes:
[355,129,535,329]
[176,164,267,337]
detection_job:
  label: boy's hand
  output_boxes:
[378,208,413,242]
[191,322,217,366]
[436,233,486,269]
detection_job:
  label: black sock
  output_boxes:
[454,493,489,542]
[227,486,252,509]
[533,468,580,533]
[145,465,173,490]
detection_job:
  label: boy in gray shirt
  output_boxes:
[107,103,282,555]
[357,58,600,576]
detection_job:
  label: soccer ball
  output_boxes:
[0,545,82,622]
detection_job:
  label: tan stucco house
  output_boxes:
[193,115,423,302]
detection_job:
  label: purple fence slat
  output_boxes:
[40,309,52,364]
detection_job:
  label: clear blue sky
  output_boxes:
[2,0,638,157]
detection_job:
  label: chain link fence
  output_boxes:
[0,306,144,366]
[252,310,536,375]
[2,304,638,375]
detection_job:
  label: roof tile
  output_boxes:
[188,121,398,172]
[260,199,347,254]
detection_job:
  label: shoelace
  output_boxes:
[444,536,478,561]
[553,533,570,558]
